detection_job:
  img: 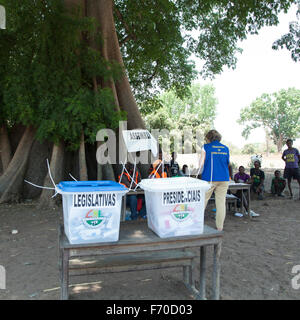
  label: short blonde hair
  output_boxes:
[205,129,222,143]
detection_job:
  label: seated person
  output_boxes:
[233,166,251,212]
[119,162,146,220]
[250,160,265,200]
[180,164,189,176]
[271,170,286,197]
[234,166,250,184]
[148,150,170,177]
[232,165,259,216]
[148,159,167,178]
[169,151,180,177]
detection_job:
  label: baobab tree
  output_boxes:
[0,0,298,205]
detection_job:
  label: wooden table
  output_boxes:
[228,183,251,219]
[59,221,223,300]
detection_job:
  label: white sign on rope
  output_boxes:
[122,129,158,156]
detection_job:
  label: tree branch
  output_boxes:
[113,4,137,45]
[144,61,160,84]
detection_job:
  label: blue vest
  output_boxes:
[201,141,230,182]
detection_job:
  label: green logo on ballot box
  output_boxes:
[171,204,192,222]
[82,209,108,228]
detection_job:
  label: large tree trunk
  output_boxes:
[79,130,88,180]
[84,0,146,180]
[0,0,150,205]
[38,141,65,208]
[0,126,36,203]
[0,124,12,172]
[86,0,145,130]
[265,128,270,157]
[276,135,283,153]
[23,139,53,199]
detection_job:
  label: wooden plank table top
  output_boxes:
[228,182,251,190]
[60,221,223,252]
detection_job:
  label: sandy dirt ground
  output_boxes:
[0,171,299,300]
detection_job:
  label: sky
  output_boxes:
[194,5,300,148]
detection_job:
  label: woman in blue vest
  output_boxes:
[198,130,230,231]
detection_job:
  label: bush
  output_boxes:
[242,144,255,154]
[241,143,261,155]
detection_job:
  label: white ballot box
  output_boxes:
[139,177,210,238]
[56,181,128,244]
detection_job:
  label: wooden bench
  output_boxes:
[225,194,238,212]
[68,250,197,277]
[59,221,223,300]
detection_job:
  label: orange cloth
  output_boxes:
[149,170,167,178]
[118,171,139,188]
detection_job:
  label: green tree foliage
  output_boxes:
[141,83,217,130]
[241,143,261,155]
[115,0,298,101]
[0,0,125,150]
[140,83,217,153]
[238,88,300,152]
[272,4,300,62]
[0,0,298,146]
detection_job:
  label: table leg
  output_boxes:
[247,187,251,220]
[58,227,63,280]
[212,242,222,300]
[241,189,244,215]
[183,266,189,284]
[121,195,126,221]
[61,249,69,300]
[58,246,62,282]
[190,257,196,287]
[198,246,206,300]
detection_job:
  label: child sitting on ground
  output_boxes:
[271,170,286,197]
